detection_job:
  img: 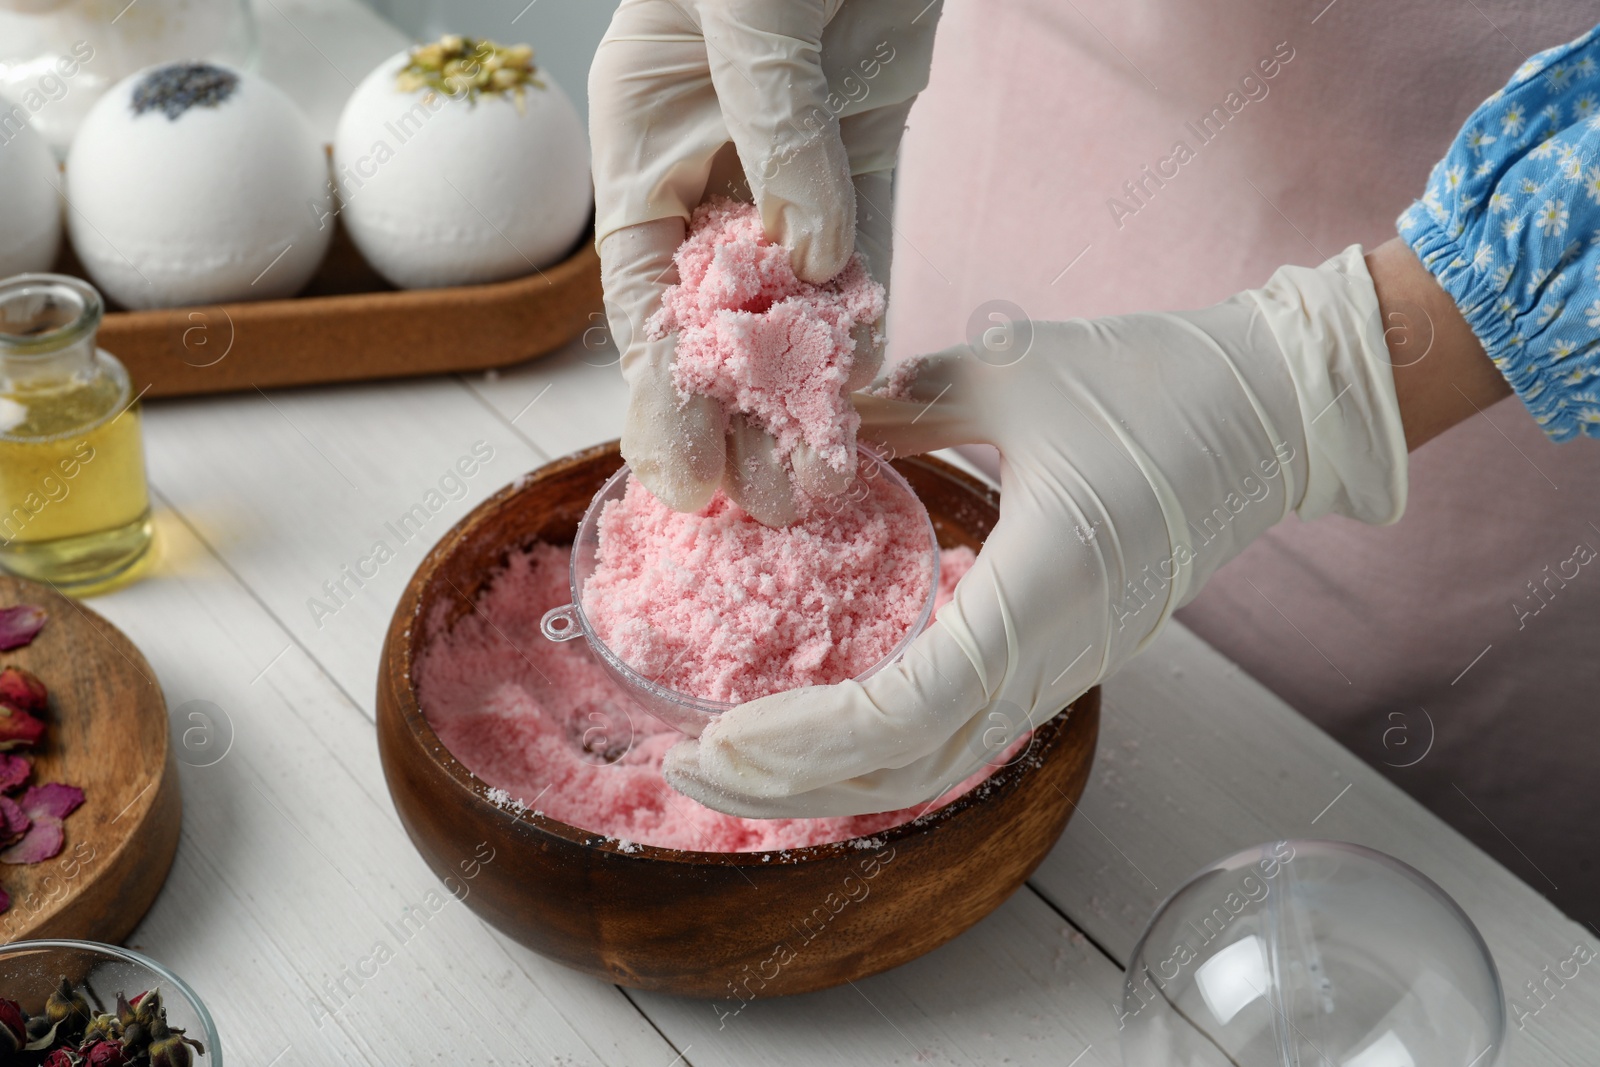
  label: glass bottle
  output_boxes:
[0,273,152,592]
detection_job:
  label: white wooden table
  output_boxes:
[69,2,1600,1064]
[87,336,1598,1067]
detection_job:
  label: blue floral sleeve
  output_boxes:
[1399,23,1600,441]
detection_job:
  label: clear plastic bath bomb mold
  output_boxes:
[1119,840,1504,1067]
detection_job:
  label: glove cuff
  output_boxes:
[1248,244,1409,526]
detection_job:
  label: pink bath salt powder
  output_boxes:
[648,197,886,474]
[583,468,934,704]
[869,355,933,402]
[415,540,983,852]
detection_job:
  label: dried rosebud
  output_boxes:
[0,705,46,750]
[45,977,91,1039]
[0,998,25,1053]
[43,1048,83,1067]
[0,666,47,714]
[145,1019,202,1067]
[81,1012,121,1045]
[80,1039,128,1067]
[119,1022,148,1057]
[130,988,161,1030]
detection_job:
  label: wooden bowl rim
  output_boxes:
[383,440,1096,868]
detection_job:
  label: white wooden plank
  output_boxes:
[631,887,1121,1067]
[463,331,629,463]
[137,377,548,721]
[91,500,681,1067]
[137,350,1600,1060]
[1032,622,1600,1065]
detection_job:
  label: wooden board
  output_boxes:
[48,223,602,401]
[0,575,179,944]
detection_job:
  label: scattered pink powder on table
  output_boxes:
[416,541,979,852]
[582,467,934,704]
[648,197,885,475]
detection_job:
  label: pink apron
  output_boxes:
[890,0,1599,924]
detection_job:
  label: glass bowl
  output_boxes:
[540,446,939,736]
[1120,840,1504,1067]
[0,939,220,1064]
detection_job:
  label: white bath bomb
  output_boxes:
[0,119,61,276]
[66,62,332,309]
[334,45,591,289]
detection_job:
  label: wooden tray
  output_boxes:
[0,576,179,944]
[48,220,602,399]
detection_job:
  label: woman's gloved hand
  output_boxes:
[589,0,940,526]
[663,246,1410,817]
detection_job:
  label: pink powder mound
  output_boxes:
[648,197,886,474]
[416,541,979,852]
[583,466,933,704]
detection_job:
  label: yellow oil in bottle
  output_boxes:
[0,274,153,593]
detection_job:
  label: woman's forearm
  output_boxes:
[1366,237,1509,452]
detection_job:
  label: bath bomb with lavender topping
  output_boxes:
[333,36,591,289]
[65,62,332,309]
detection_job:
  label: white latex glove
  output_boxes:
[589,0,940,526]
[663,246,1409,817]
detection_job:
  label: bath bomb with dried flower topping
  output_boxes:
[65,62,332,310]
[0,119,61,276]
[333,36,591,290]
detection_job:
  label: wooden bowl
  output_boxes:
[376,441,1099,997]
[0,576,180,944]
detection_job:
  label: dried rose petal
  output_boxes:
[0,796,28,843]
[0,888,8,916]
[1,817,63,864]
[0,754,28,793]
[21,783,83,821]
[0,667,47,714]
[0,605,46,651]
[0,707,45,751]
[0,998,20,1047]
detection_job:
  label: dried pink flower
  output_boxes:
[0,998,23,1051]
[0,784,84,864]
[0,667,48,714]
[0,706,45,751]
[0,754,29,793]
[2,819,62,864]
[0,605,47,651]
[22,784,84,821]
[0,795,29,844]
